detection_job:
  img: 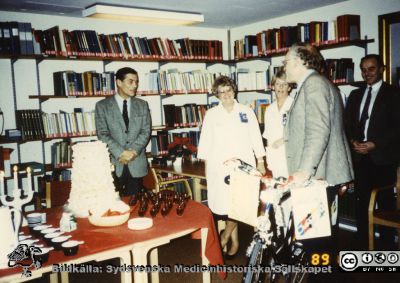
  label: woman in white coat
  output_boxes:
[197,76,266,259]
[263,70,293,178]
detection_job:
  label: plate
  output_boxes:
[88,212,130,227]
[128,218,153,230]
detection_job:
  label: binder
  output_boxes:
[18,22,27,55]
[24,23,34,55]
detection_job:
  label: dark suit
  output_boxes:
[345,81,400,249]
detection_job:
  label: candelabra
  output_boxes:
[0,166,34,244]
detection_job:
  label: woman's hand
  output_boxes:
[256,159,266,175]
[271,138,284,149]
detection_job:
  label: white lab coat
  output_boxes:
[197,101,265,215]
[263,96,293,178]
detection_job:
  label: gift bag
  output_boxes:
[228,170,260,227]
[291,179,331,240]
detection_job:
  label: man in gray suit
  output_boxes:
[95,67,151,196]
[283,44,353,269]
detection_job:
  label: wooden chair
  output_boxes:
[368,166,400,250]
[146,167,193,199]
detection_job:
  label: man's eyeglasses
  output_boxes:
[274,82,289,87]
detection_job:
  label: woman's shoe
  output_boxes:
[224,251,238,261]
[224,242,239,261]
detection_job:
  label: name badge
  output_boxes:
[239,112,248,123]
[282,113,288,126]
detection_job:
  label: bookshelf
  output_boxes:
[0,13,374,204]
[233,38,374,61]
[1,45,225,170]
[1,38,373,164]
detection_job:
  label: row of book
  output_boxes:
[236,68,273,91]
[50,27,224,60]
[53,71,116,96]
[42,111,96,138]
[324,58,355,84]
[51,141,72,169]
[15,109,96,141]
[51,63,353,97]
[0,22,34,55]
[158,70,230,94]
[249,98,272,124]
[163,104,211,128]
[0,22,224,60]
[234,14,361,59]
[16,110,46,141]
[150,130,201,156]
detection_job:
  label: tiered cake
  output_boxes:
[67,141,129,218]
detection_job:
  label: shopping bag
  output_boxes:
[291,179,331,240]
[228,170,260,227]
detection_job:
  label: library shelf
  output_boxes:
[234,38,375,62]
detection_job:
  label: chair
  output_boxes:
[146,167,193,199]
[368,166,400,250]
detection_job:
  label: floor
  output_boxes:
[26,222,398,283]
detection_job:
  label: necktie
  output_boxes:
[122,100,129,129]
[358,86,372,141]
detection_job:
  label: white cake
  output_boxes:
[67,141,129,218]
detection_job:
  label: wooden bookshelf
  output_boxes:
[0,54,228,64]
[238,89,271,93]
[1,17,373,186]
[0,136,20,144]
[234,39,374,62]
[29,95,113,101]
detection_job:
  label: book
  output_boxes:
[337,14,360,41]
[24,22,34,55]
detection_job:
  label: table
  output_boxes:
[0,201,225,283]
[152,161,206,202]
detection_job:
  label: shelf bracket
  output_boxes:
[159,61,169,68]
[103,60,112,71]
[10,58,21,163]
[35,57,44,65]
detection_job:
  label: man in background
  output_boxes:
[345,54,400,249]
[95,67,151,196]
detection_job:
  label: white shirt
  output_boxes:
[263,96,293,178]
[115,94,131,118]
[359,80,382,141]
[197,101,265,214]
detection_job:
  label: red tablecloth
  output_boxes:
[0,200,226,280]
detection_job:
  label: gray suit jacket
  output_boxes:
[95,95,151,178]
[284,72,354,185]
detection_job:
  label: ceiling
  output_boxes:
[0,0,348,28]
